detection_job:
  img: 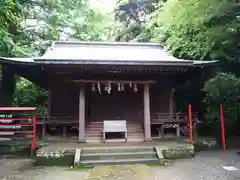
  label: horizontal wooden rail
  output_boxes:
[0,131,34,133]
[0,124,33,127]
[0,118,33,121]
[151,112,197,124]
[36,116,78,125]
[0,107,36,111]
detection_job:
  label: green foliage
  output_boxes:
[148,0,240,60]
[203,72,240,130]
[113,0,161,41]
[0,0,113,108]
[13,78,48,115]
[71,9,113,41]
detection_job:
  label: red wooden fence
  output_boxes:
[0,107,37,156]
[219,104,226,152]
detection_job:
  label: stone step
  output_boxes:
[85,134,102,137]
[86,131,143,134]
[86,122,144,141]
[81,146,155,154]
[86,127,143,130]
[85,127,103,130]
[86,127,103,129]
[127,132,144,134]
[86,124,103,126]
[127,130,143,132]
[86,132,142,135]
[127,127,143,129]
[85,131,102,134]
[128,126,142,128]
[86,135,144,139]
[85,137,144,141]
[88,121,103,124]
[86,127,142,131]
[85,139,144,143]
[87,122,141,126]
[81,151,157,161]
[85,127,102,129]
[127,136,144,139]
[87,123,103,126]
[85,132,144,135]
[80,158,160,167]
[85,139,145,143]
[85,129,143,132]
[128,125,142,126]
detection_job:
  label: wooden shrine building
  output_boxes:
[0,41,217,143]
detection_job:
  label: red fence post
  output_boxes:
[31,109,37,156]
[188,104,193,145]
[219,104,226,152]
[0,107,37,156]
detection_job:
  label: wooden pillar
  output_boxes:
[144,83,151,140]
[42,124,46,138]
[42,89,51,139]
[169,88,173,116]
[47,89,51,117]
[62,125,67,139]
[78,86,85,142]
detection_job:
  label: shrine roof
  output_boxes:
[0,41,218,66]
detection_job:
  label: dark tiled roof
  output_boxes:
[34,41,193,65]
[0,41,218,66]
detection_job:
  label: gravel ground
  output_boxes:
[1,151,240,180]
[150,150,240,180]
[0,157,88,180]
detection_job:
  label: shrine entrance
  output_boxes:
[81,80,153,142]
[86,81,143,123]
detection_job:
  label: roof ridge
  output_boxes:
[53,41,163,47]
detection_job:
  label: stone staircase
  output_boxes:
[77,146,162,167]
[36,144,194,167]
[85,121,144,142]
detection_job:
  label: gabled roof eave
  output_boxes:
[33,58,194,66]
[0,57,34,65]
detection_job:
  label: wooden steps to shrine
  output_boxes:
[85,121,144,142]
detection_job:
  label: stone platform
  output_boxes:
[35,140,194,167]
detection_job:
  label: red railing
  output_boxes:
[0,107,37,156]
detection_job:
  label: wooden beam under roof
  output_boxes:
[65,79,156,84]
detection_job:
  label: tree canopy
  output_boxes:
[147,0,240,61]
[2,0,240,138]
[0,0,113,109]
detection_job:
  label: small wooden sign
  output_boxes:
[103,120,127,132]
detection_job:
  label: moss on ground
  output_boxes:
[146,159,173,166]
[35,154,74,166]
[68,167,92,171]
[162,146,194,159]
[0,141,47,157]
[86,165,149,180]
[35,148,75,166]
[193,138,218,152]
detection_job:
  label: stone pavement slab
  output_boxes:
[1,150,240,180]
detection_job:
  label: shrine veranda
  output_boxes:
[0,41,217,143]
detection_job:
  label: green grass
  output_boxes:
[145,159,173,167]
[145,163,163,167]
[67,167,92,171]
